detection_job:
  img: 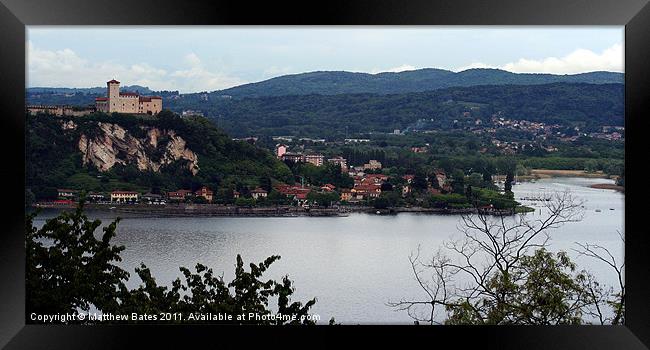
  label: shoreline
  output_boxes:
[31,203,528,218]
[589,183,625,193]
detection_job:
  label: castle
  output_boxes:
[95,79,162,115]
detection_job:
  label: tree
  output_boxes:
[412,171,429,191]
[259,175,273,192]
[388,191,626,325]
[504,171,514,192]
[26,201,128,315]
[26,202,318,324]
[451,169,466,194]
[573,231,626,325]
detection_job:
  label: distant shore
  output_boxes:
[529,169,612,179]
[494,169,614,182]
[31,202,528,218]
[589,183,625,193]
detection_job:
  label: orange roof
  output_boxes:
[107,79,120,84]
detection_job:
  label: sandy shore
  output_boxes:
[589,183,625,192]
[529,169,611,178]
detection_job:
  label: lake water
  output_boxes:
[32,177,624,324]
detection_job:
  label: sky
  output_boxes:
[27,26,624,93]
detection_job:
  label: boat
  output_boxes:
[595,209,602,212]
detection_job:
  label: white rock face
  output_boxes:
[78,122,199,175]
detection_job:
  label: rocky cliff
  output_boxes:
[74,121,199,175]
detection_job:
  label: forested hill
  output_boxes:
[26,112,293,200]
[166,83,624,138]
[210,69,623,98]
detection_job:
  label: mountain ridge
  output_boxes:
[26,68,623,98]
[210,68,623,98]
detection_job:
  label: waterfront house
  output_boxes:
[352,183,382,199]
[402,185,412,197]
[340,189,353,201]
[87,192,106,202]
[167,189,193,201]
[110,190,139,203]
[195,186,214,203]
[57,189,77,199]
[142,193,165,204]
[250,188,268,200]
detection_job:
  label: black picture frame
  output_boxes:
[1,0,649,348]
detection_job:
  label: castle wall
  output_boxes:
[97,80,162,115]
[118,95,139,114]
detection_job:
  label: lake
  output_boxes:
[32,177,624,324]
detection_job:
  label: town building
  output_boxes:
[88,192,106,202]
[276,144,288,158]
[250,188,268,200]
[411,146,428,153]
[142,193,165,204]
[320,184,336,192]
[195,187,214,202]
[351,183,382,200]
[281,152,305,163]
[362,174,389,185]
[57,189,77,199]
[304,154,324,166]
[274,184,311,203]
[402,175,415,184]
[95,79,162,115]
[340,189,353,202]
[363,160,382,170]
[181,110,204,117]
[167,189,193,201]
[110,190,139,203]
[327,157,348,171]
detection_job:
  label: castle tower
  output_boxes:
[107,79,120,112]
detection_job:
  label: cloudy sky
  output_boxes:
[27,26,623,93]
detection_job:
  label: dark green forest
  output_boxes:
[166,83,623,138]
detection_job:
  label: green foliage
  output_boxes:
[26,201,129,315]
[26,204,317,324]
[289,162,354,189]
[445,249,589,325]
[114,256,316,325]
[373,191,401,209]
[306,191,340,207]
